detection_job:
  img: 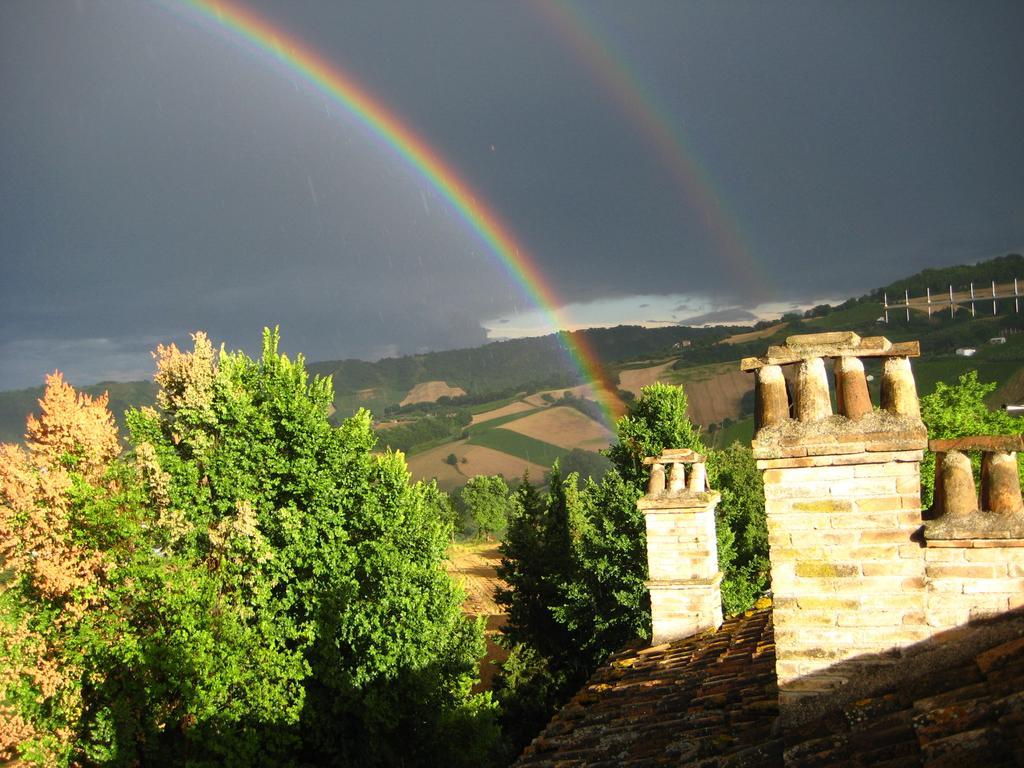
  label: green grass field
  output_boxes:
[332,385,406,421]
[467,407,544,432]
[467,395,526,415]
[467,427,566,467]
[662,360,741,385]
[614,356,678,372]
[911,359,1021,398]
[801,301,886,330]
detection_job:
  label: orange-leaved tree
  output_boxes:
[0,372,239,767]
[0,373,121,763]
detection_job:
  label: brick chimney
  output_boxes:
[745,332,929,703]
[638,448,723,645]
[923,435,1024,630]
[747,331,1024,709]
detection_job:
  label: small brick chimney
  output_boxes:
[923,435,1024,630]
[638,448,722,645]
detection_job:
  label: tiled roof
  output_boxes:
[515,607,1024,767]
[514,604,781,767]
[783,614,1024,767]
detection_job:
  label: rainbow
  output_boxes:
[531,1,773,304]
[163,0,624,424]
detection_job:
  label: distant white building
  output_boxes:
[956,347,977,357]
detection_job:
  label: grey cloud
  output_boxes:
[679,308,758,326]
[2,1,1023,387]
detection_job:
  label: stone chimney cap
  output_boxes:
[929,435,1024,452]
[642,448,705,465]
[787,331,864,347]
[741,336,919,371]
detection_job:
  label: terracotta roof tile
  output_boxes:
[783,616,1024,767]
[514,607,781,767]
[515,609,1024,767]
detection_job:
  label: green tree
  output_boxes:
[0,374,270,767]
[459,475,514,541]
[708,442,769,615]
[496,475,565,659]
[125,329,496,766]
[552,383,706,666]
[494,466,587,756]
[495,384,712,754]
[551,447,613,485]
[919,371,1024,508]
[606,382,704,486]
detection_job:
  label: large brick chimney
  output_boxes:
[746,332,929,702]
[746,331,1024,708]
[638,448,723,645]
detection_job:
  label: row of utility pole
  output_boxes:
[882,279,1020,323]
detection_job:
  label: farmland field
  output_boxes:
[719,323,786,345]
[400,380,467,406]
[406,438,547,490]
[467,427,565,467]
[681,369,753,428]
[502,405,612,451]
[467,406,544,432]
[655,361,753,427]
[333,385,405,420]
[617,360,677,396]
[523,383,602,407]
[470,400,535,425]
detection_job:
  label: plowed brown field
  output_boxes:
[617,360,677,396]
[470,400,535,425]
[445,543,508,691]
[400,380,467,406]
[719,323,785,345]
[682,369,753,427]
[406,439,547,491]
[523,383,600,407]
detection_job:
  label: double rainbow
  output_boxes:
[532,0,772,303]
[168,0,624,424]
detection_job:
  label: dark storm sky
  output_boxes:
[2,0,1022,388]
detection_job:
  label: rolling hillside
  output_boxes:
[3,253,1023,489]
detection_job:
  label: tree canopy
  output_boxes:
[919,370,1024,508]
[495,382,768,754]
[1,330,496,767]
[458,475,515,541]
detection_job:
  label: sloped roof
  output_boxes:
[515,606,1024,767]
[515,605,781,767]
[783,613,1024,767]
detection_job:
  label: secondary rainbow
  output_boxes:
[531,0,773,304]
[166,0,623,423]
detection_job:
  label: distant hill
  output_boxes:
[872,253,1024,301]
[305,325,731,417]
[3,253,1024,454]
[0,380,157,445]
[0,326,730,444]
